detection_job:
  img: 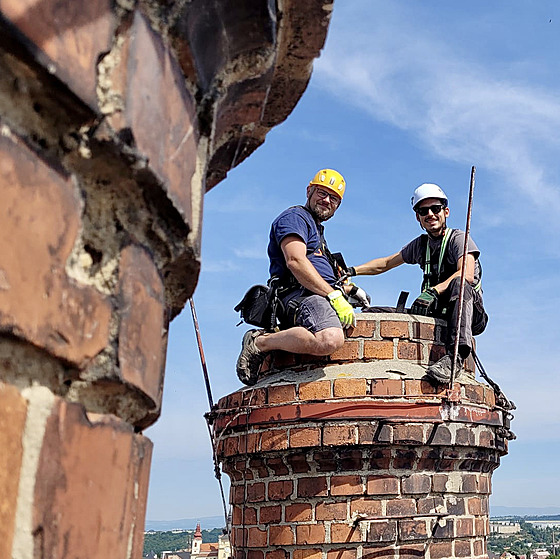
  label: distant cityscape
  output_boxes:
[144,511,560,559]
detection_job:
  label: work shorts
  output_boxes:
[293,294,342,333]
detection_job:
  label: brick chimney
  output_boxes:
[0,1,332,557]
[214,313,513,559]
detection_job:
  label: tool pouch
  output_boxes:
[234,281,284,332]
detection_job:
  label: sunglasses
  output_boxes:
[416,204,445,216]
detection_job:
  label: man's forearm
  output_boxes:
[354,252,404,276]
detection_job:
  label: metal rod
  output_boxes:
[450,166,476,389]
[189,298,214,409]
[189,298,231,538]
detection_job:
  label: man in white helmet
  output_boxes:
[347,183,488,384]
[236,169,370,386]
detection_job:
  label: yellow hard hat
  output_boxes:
[309,169,346,200]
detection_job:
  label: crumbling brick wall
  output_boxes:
[214,314,512,559]
[0,1,332,557]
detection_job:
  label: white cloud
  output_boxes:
[314,10,560,226]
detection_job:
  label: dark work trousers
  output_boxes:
[436,277,488,355]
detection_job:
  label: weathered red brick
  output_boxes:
[248,457,268,478]
[117,244,165,420]
[428,344,446,363]
[392,449,418,469]
[333,378,367,397]
[0,133,111,367]
[454,540,472,557]
[247,526,267,548]
[366,520,397,543]
[285,502,312,522]
[367,448,392,469]
[433,518,454,539]
[366,475,399,496]
[298,476,328,498]
[473,539,484,556]
[432,424,453,445]
[347,319,376,338]
[363,341,393,359]
[268,480,293,500]
[386,498,416,517]
[295,524,326,545]
[468,496,483,515]
[108,12,198,224]
[398,519,427,541]
[298,380,331,400]
[266,549,288,559]
[0,383,27,559]
[455,518,474,537]
[331,523,362,543]
[399,544,427,559]
[397,341,423,361]
[327,550,357,559]
[362,546,397,558]
[393,424,425,444]
[331,474,363,495]
[340,449,364,470]
[323,424,356,446]
[380,320,409,339]
[290,427,321,448]
[371,379,402,396]
[260,429,288,451]
[246,551,264,559]
[330,340,360,361]
[246,482,265,503]
[429,541,453,559]
[350,497,382,517]
[33,400,152,559]
[401,473,431,494]
[268,384,296,404]
[0,0,115,107]
[259,505,281,524]
[267,457,289,476]
[411,321,435,341]
[293,550,322,559]
[316,501,348,521]
[417,496,445,514]
[268,525,294,546]
[287,452,311,473]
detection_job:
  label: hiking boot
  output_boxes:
[426,354,464,385]
[236,329,265,386]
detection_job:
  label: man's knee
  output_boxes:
[313,327,345,355]
[448,276,474,301]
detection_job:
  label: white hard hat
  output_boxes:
[411,183,448,210]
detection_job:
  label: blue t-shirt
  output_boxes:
[268,206,336,285]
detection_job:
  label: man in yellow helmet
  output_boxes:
[236,169,369,386]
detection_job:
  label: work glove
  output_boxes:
[327,290,356,328]
[410,288,439,316]
[339,266,357,283]
[347,284,371,309]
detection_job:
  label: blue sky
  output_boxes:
[145,1,560,521]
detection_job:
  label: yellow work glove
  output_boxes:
[327,290,356,328]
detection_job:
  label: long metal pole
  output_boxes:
[450,166,476,389]
[189,298,230,538]
[189,298,214,409]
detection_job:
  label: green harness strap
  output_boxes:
[423,228,453,289]
[423,228,482,292]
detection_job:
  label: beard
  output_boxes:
[307,200,336,222]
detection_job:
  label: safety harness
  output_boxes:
[421,228,482,292]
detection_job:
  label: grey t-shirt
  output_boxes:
[401,229,481,285]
